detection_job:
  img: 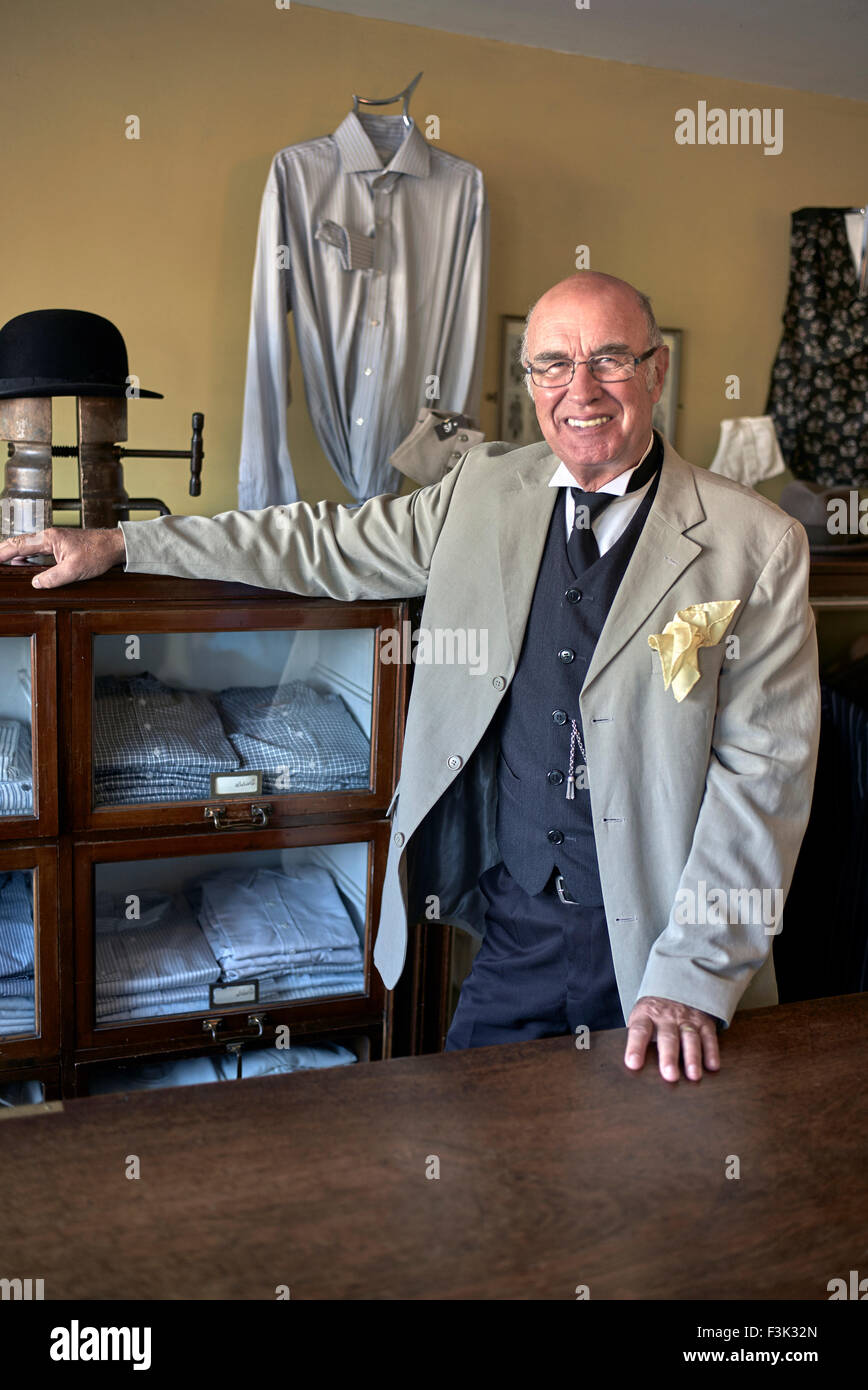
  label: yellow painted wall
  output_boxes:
[3,0,868,518]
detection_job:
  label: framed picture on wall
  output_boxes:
[498,315,544,445]
[653,328,682,445]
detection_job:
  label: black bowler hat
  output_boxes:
[0,309,163,399]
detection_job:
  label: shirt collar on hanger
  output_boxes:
[332,111,431,178]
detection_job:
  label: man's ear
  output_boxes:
[648,344,670,403]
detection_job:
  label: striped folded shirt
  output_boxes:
[215,681,370,793]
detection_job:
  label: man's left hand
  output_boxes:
[624,996,720,1082]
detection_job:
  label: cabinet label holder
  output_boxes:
[209,771,263,797]
[210,982,260,1007]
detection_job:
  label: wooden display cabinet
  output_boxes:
[0,564,412,1099]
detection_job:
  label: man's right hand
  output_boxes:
[0,527,126,588]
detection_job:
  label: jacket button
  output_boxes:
[565,588,582,604]
[558,648,575,664]
[492,675,506,690]
[552,709,567,725]
[547,829,564,845]
[547,769,564,785]
[447,755,462,770]
[393,832,405,847]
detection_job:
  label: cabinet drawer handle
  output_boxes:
[203,803,272,830]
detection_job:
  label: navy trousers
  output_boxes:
[444,860,625,1050]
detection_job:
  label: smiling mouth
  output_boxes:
[563,415,613,429]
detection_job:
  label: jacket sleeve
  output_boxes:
[118,454,467,600]
[635,521,821,1024]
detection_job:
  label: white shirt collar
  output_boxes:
[548,432,656,495]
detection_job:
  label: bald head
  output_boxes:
[519,270,669,487]
[520,272,662,376]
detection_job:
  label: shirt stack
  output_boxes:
[92,672,371,804]
[92,673,241,805]
[0,718,34,816]
[93,864,364,1023]
[196,865,364,999]
[0,871,35,1035]
[94,890,221,1022]
[215,681,370,793]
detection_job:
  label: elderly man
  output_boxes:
[0,271,820,1082]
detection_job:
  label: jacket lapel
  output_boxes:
[491,438,706,688]
[582,443,705,693]
[493,442,562,666]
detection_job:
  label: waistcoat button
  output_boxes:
[558,648,575,664]
[564,588,582,604]
[552,709,567,725]
[547,770,564,785]
[547,829,564,845]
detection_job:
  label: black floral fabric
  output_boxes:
[766,207,868,487]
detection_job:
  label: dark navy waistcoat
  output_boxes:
[495,440,663,902]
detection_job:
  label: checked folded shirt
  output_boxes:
[92,673,371,805]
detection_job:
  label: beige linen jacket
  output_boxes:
[119,439,821,1025]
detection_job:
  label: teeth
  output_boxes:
[566,416,610,428]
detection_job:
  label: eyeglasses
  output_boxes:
[525,345,660,388]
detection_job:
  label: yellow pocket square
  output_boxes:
[648,600,740,702]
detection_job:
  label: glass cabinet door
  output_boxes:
[0,844,57,1058]
[72,608,400,827]
[77,828,385,1043]
[0,637,33,821]
[0,615,57,839]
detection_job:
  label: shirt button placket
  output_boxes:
[358,173,393,470]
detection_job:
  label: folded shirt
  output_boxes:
[95,983,213,1022]
[88,1043,356,1092]
[257,970,365,1001]
[97,996,215,1025]
[0,717,31,780]
[97,965,364,1021]
[88,1056,222,1094]
[94,889,220,1001]
[0,781,34,815]
[0,972,34,997]
[0,719,33,816]
[92,672,240,776]
[0,992,36,1035]
[212,1042,357,1080]
[0,1078,44,1107]
[195,865,363,982]
[93,771,215,806]
[215,681,370,792]
[0,870,34,980]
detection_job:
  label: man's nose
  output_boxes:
[564,362,603,404]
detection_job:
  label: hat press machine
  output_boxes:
[0,395,203,536]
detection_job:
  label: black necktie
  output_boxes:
[567,441,661,576]
[567,489,617,574]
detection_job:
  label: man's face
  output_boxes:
[525,283,668,479]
